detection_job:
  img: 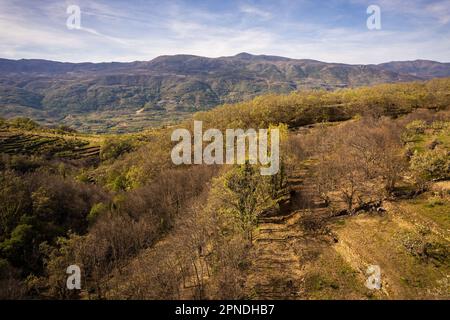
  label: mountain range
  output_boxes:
[1,53,449,132]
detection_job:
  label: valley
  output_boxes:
[1,54,450,132]
[0,77,449,300]
[1,0,450,306]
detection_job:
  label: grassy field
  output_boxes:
[321,188,449,300]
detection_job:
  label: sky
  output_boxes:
[0,0,449,64]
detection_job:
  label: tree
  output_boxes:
[213,162,279,242]
[311,117,406,213]
[411,148,450,186]
[0,172,29,240]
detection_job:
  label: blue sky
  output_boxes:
[0,0,449,63]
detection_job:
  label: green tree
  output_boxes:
[411,149,450,186]
[213,162,280,242]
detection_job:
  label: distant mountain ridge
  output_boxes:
[1,54,448,78]
[0,53,449,132]
[378,60,450,79]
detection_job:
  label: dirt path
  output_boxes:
[244,162,331,299]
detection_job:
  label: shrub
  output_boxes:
[427,139,442,150]
[0,223,36,271]
[87,203,108,224]
[100,137,135,161]
[430,120,448,132]
[426,196,445,208]
[55,125,77,134]
[411,149,450,182]
[406,120,427,134]
[401,120,427,143]
[9,117,39,130]
[8,155,42,173]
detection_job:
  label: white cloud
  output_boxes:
[0,0,448,63]
[425,0,450,25]
[239,4,273,19]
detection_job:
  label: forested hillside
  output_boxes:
[1,54,449,132]
[0,78,449,299]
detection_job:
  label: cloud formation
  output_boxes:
[0,0,448,63]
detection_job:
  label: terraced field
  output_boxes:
[0,130,100,161]
[244,161,449,299]
[244,160,337,299]
[243,125,449,299]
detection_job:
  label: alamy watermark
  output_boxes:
[365,265,381,290]
[171,121,280,175]
[367,5,381,30]
[66,264,81,290]
[66,5,81,30]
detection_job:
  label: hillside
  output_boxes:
[1,54,449,133]
[379,60,450,79]
[0,118,101,163]
[0,78,449,300]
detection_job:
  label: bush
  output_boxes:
[430,120,448,132]
[406,120,427,134]
[426,196,445,208]
[9,117,39,130]
[55,125,77,134]
[401,120,427,143]
[411,149,450,182]
[87,203,108,224]
[100,138,135,161]
[0,223,36,270]
[427,139,442,150]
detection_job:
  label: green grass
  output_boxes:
[404,198,450,230]
[419,201,450,229]
[410,124,450,154]
[303,248,369,300]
